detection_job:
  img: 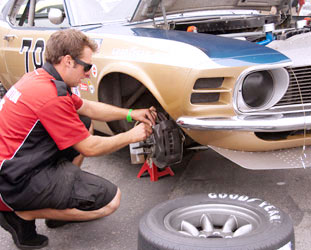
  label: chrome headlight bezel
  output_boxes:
[234,65,290,114]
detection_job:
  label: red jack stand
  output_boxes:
[137,158,174,182]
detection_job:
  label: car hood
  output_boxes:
[86,26,290,67]
[131,28,290,66]
[131,0,289,22]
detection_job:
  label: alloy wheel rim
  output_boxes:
[164,204,261,239]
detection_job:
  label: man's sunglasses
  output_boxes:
[73,57,93,72]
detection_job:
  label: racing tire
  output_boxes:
[138,193,295,250]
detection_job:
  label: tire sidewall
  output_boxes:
[139,193,294,250]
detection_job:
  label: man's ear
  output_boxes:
[62,55,73,68]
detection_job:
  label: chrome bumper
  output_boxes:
[176,112,311,132]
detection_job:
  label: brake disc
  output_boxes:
[131,113,184,168]
[149,119,184,168]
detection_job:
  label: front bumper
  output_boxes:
[176,111,311,132]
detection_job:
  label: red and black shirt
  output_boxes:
[0,63,90,211]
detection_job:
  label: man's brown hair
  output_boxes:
[45,29,98,64]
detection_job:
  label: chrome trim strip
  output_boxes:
[176,112,311,132]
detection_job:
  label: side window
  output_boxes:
[34,0,68,27]
[10,0,29,26]
[11,0,69,28]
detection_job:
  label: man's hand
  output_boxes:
[131,106,157,126]
[127,123,153,143]
[74,123,153,157]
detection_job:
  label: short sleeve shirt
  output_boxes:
[0,64,90,211]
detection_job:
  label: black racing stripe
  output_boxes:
[0,121,59,205]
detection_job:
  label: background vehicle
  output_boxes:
[1,0,311,168]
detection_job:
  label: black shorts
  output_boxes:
[19,160,118,211]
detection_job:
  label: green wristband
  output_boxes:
[127,109,133,122]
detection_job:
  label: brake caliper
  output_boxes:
[130,115,184,168]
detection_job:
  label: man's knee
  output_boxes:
[106,188,121,212]
[96,188,121,218]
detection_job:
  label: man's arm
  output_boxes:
[77,99,157,125]
[77,99,127,122]
[73,122,152,157]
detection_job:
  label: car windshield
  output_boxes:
[67,0,139,26]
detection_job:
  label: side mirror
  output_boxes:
[48,8,64,25]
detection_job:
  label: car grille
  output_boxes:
[274,66,311,107]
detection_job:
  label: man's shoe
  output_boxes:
[0,212,48,250]
[45,219,71,228]
[45,219,85,229]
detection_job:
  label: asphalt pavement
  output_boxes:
[0,147,310,250]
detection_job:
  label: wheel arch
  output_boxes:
[97,62,165,109]
[95,62,169,133]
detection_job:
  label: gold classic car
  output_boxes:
[1,0,311,168]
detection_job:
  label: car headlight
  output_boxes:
[235,67,289,113]
[242,70,274,108]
